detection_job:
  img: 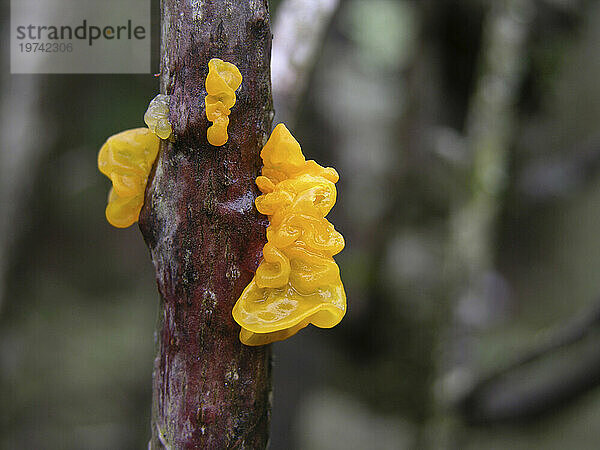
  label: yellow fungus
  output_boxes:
[232,124,346,345]
[144,94,172,139]
[97,128,160,228]
[204,58,242,146]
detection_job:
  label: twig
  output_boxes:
[458,299,600,424]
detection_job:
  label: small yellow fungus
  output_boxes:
[232,124,346,346]
[144,94,172,139]
[204,58,242,146]
[97,128,160,228]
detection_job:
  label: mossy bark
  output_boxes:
[139,1,274,448]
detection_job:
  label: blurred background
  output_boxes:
[2,0,600,448]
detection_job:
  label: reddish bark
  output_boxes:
[138,1,273,448]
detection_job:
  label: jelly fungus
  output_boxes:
[97,128,159,228]
[232,124,346,345]
[144,94,172,139]
[204,58,242,146]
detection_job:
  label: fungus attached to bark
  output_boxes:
[97,128,160,228]
[144,94,172,139]
[232,123,346,345]
[204,58,243,146]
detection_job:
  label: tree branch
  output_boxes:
[271,0,340,124]
[139,1,274,447]
[448,0,531,283]
[458,299,600,424]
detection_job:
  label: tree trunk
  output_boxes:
[139,1,274,448]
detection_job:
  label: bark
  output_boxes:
[139,1,274,448]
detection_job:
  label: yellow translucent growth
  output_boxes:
[144,94,172,139]
[97,128,160,228]
[233,124,346,346]
[204,58,242,146]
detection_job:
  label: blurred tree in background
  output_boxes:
[3,0,600,449]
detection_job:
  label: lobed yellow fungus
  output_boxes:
[144,94,172,139]
[232,124,346,346]
[97,128,160,228]
[204,58,242,146]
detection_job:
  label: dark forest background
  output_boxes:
[2,0,600,448]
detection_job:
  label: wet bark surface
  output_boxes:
[138,1,273,448]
